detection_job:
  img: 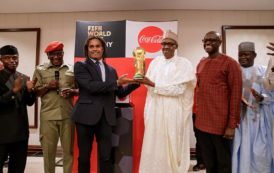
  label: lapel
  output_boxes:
[0,69,11,92]
[5,73,15,91]
[85,58,102,81]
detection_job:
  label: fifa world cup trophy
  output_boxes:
[133,47,146,79]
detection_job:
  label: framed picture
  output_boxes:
[0,28,41,128]
[221,25,274,66]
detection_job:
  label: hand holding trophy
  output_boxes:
[133,47,146,79]
[132,47,155,87]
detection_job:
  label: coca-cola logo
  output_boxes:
[138,26,163,53]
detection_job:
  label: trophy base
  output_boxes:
[133,74,144,80]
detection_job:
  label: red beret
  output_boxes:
[44,41,64,53]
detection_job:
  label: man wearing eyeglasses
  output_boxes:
[0,45,36,173]
[138,30,195,173]
[195,31,242,173]
[33,41,77,173]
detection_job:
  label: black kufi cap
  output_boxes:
[0,45,18,56]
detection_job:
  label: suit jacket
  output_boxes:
[0,71,36,144]
[72,58,139,126]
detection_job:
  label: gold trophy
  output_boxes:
[133,47,146,79]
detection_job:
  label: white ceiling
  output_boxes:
[1,0,274,13]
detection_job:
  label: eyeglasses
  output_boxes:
[0,55,19,61]
[202,38,220,43]
[48,51,64,58]
[161,42,176,47]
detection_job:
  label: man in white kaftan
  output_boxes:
[232,42,274,173]
[138,30,195,173]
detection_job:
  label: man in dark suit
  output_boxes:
[72,36,139,173]
[0,45,36,173]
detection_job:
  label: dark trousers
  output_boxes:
[192,114,204,165]
[76,114,113,173]
[0,139,28,173]
[196,129,232,173]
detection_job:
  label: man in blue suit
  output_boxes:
[72,36,139,173]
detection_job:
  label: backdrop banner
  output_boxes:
[75,20,178,58]
[75,20,126,57]
[126,20,178,58]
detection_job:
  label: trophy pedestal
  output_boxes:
[133,74,143,80]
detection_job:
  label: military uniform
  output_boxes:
[33,62,74,173]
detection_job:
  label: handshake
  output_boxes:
[117,74,154,87]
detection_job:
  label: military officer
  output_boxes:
[33,41,78,173]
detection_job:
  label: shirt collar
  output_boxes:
[164,55,177,62]
[45,62,68,69]
[89,58,103,65]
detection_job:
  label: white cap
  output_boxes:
[238,42,255,52]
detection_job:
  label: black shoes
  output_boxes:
[192,163,206,171]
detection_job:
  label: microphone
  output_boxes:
[54,71,60,94]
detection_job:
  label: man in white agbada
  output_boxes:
[232,42,274,173]
[137,30,195,173]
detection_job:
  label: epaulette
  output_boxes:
[67,64,74,72]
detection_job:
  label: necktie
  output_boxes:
[95,60,102,80]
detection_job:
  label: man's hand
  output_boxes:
[12,76,23,93]
[223,127,235,140]
[117,74,135,86]
[267,42,274,56]
[134,75,155,87]
[47,79,59,90]
[60,88,79,98]
[242,97,253,108]
[34,78,57,97]
[26,78,37,93]
[250,88,264,102]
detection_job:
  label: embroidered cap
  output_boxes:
[238,42,255,52]
[162,30,178,44]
